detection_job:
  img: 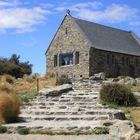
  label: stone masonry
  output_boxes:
[46,13,140,78]
[46,14,90,78]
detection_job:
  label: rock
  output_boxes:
[125,79,137,86]
[108,111,126,120]
[39,84,72,96]
[90,72,106,80]
[118,79,125,84]
[118,76,126,80]
[89,76,96,80]
[109,120,136,138]
[118,76,136,86]
[136,78,140,84]
[125,131,135,140]
[125,132,140,140]
[112,78,120,82]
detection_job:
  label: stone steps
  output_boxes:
[20,114,109,121]
[4,80,135,137]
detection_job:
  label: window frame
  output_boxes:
[54,54,58,67]
[59,52,73,66]
[75,52,80,65]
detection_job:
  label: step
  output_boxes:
[20,114,109,121]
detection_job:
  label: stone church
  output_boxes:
[46,11,140,78]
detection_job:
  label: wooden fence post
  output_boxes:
[37,78,40,92]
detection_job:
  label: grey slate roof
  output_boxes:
[73,17,140,56]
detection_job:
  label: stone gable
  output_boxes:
[46,14,90,78]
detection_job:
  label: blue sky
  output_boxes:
[0,0,140,75]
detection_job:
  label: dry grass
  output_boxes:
[0,74,57,95]
[1,74,15,84]
[13,76,57,94]
[121,107,140,130]
[0,82,13,93]
[0,74,57,123]
[0,92,20,123]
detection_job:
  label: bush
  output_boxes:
[56,75,72,85]
[100,83,137,106]
[0,93,20,123]
[23,75,34,83]
[0,54,32,78]
[20,95,29,103]
[0,83,13,93]
[2,74,15,84]
[33,73,41,79]
[18,127,30,135]
[45,72,55,79]
[0,125,7,133]
[93,127,109,135]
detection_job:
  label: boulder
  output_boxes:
[90,72,106,80]
[108,111,126,120]
[109,120,136,138]
[136,78,140,84]
[125,79,137,86]
[125,132,140,140]
[39,84,72,97]
[117,76,136,86]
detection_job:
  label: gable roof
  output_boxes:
[73,17,140,56]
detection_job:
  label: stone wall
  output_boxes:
[89,48,140,78]
[46,14,140,78]
[46,15,90,78]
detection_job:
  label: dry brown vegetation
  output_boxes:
[0,92,20,123]
[0,73,57,95]
[0,73,57,123]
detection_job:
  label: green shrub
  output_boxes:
[18,127,30,135]
[20,95,29,103]
[100,83,137,106]
[0,125,7,133]
[93,127,109,135]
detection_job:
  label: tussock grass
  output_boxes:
[1,74,15,84]
[100,83,137,106]
[0,92,20,123]
[0,73,57,124]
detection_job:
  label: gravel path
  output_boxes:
[0,134,119,140]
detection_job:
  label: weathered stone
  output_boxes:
[109,120,136,138]
[136,78,140,84]
[3,80,136,138]
[124,131,139,140]
[108,111,126,120]
[39,84,72,96]
[94,73,106,80]
[89,73,106,80]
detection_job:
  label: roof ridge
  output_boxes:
[73,17,129,33]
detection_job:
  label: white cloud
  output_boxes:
[56,2,138,23]
[0,0,19,7]
[56,1,102,12]
[0,7,50,33]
